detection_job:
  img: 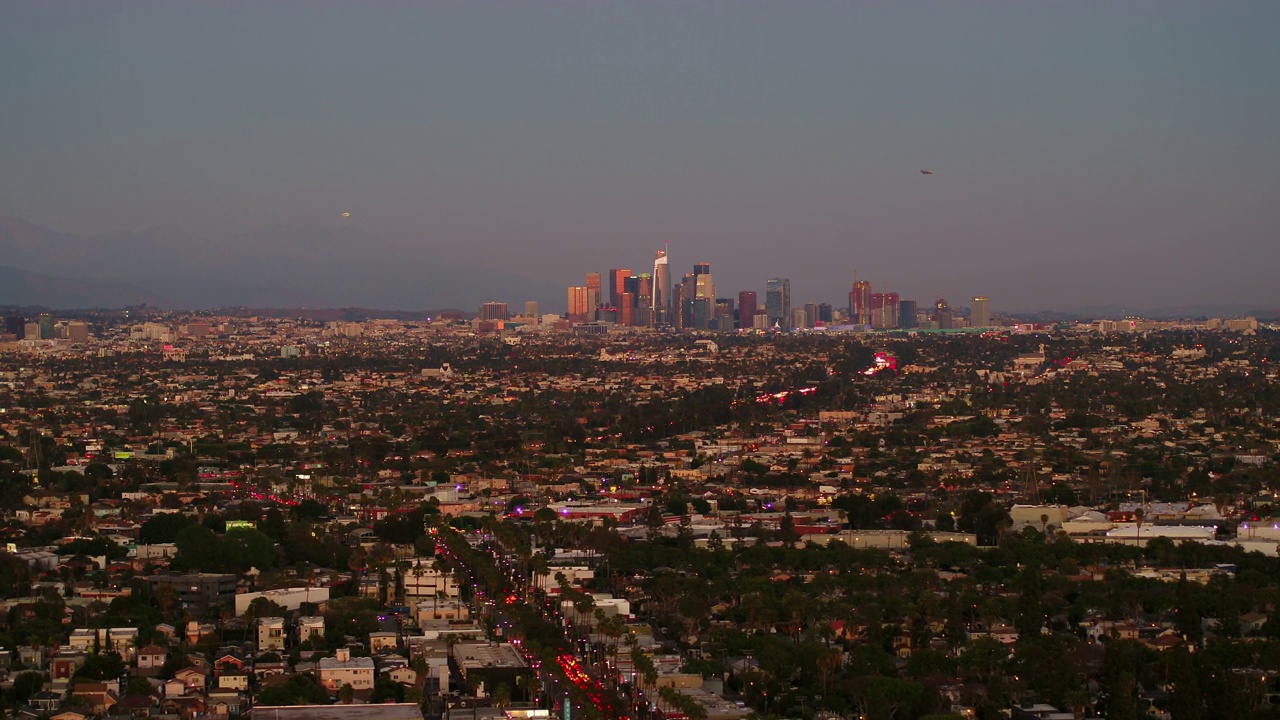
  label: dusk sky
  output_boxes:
[2,2,1278,312]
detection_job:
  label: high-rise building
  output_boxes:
[38,313,55,340]
[524,301,539,319]
[609,269,631,308]
[691,298,712,331]
[66,322,90,343]
[678,272,696,329]
[619,293,635,326]
[479,302,508,321]
[3,315,24,340]
[971,296,991,328]
[803,303,819,329]
[714,298,735,328]
[817,303,833,324]
[934,299,954,329]
[693,262,715,301]
[627,274,653,326]
[849,281,872,326]
[652,250,671,326]
[765,278,790,330]
[567,286,592,323]
[585,273,602,310]
[899,300,918,329]
[870,292,900,329]
[738,291,758,330]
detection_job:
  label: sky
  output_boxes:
[2,1,1278,312]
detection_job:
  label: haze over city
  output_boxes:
[2,2,1278,312]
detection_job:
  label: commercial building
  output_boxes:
[652,249,671,326]
[971,296,991,327]
[849,281,872,326]
[479,302,508,321]
[738,291,757,329]
[147,573,237,612]
[765,278,790,330]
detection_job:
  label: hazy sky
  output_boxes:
[2,2,1278,311]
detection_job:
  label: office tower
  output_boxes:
[619,293,635,326]
[628,273,653,326]
[818,303,833,324]
[38,313,55,340]
[790,308,808,330]
[804,303,819,329]
[66,322,90,343]
[678,272,696,329]
[524,301,539,319]
[738,291,758,329]
[870,292,900,329]
[971,296,991,327]
[609,269,631,308]
[692,298,712,330]
[585,273,602,309]
[4,315,23,340]
[899,300,918,329]
[715,298,735,327]
[693,262,715,302]
[480,302,508,321]
[934,299,954,329]
[765,278,790,330]
[652,249,671,326]
[849,281,872,326]
[567,286,591,323]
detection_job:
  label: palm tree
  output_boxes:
[1134,508,1146,567]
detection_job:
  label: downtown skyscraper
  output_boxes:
[652,248,671,326]
[765,278,790,330]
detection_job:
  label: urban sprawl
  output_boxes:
[0,300,1278,720]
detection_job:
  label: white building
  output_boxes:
[318,648,375,691]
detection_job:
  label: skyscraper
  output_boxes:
[870,292,900,329]
[524,301,539,319]
[3,315,24,340]
[765,278,790,330]
[652,249,671,326]
[934,299,954,329]
[585,273,602,310]
[971,296,991,327]
[479,302,508,321]
[849,281,872,326]
[567,286,591,323]
[609,268,631,308]
[899,300,918,329]
[738,291,758,330]
[38,313,55,340]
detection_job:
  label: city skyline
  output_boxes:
[2,4,1278,311]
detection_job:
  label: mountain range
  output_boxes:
[0,216,556,311]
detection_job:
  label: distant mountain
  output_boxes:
[0,264,168,309]
[0,215,557,310]
[1013,304,1280,322]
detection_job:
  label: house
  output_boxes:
[136,645,167,677]
[318,648,375,691]
[205,689,245,718]
[369,631,399,655]
[71,682,119,715]
[216,672,250,691]
[297,616,325,646]
[161,695,205,720]
[257,617,286,651]
[172,666,208,693]
[50,710,89,720]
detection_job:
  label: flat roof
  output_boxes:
[249,704,423,720]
